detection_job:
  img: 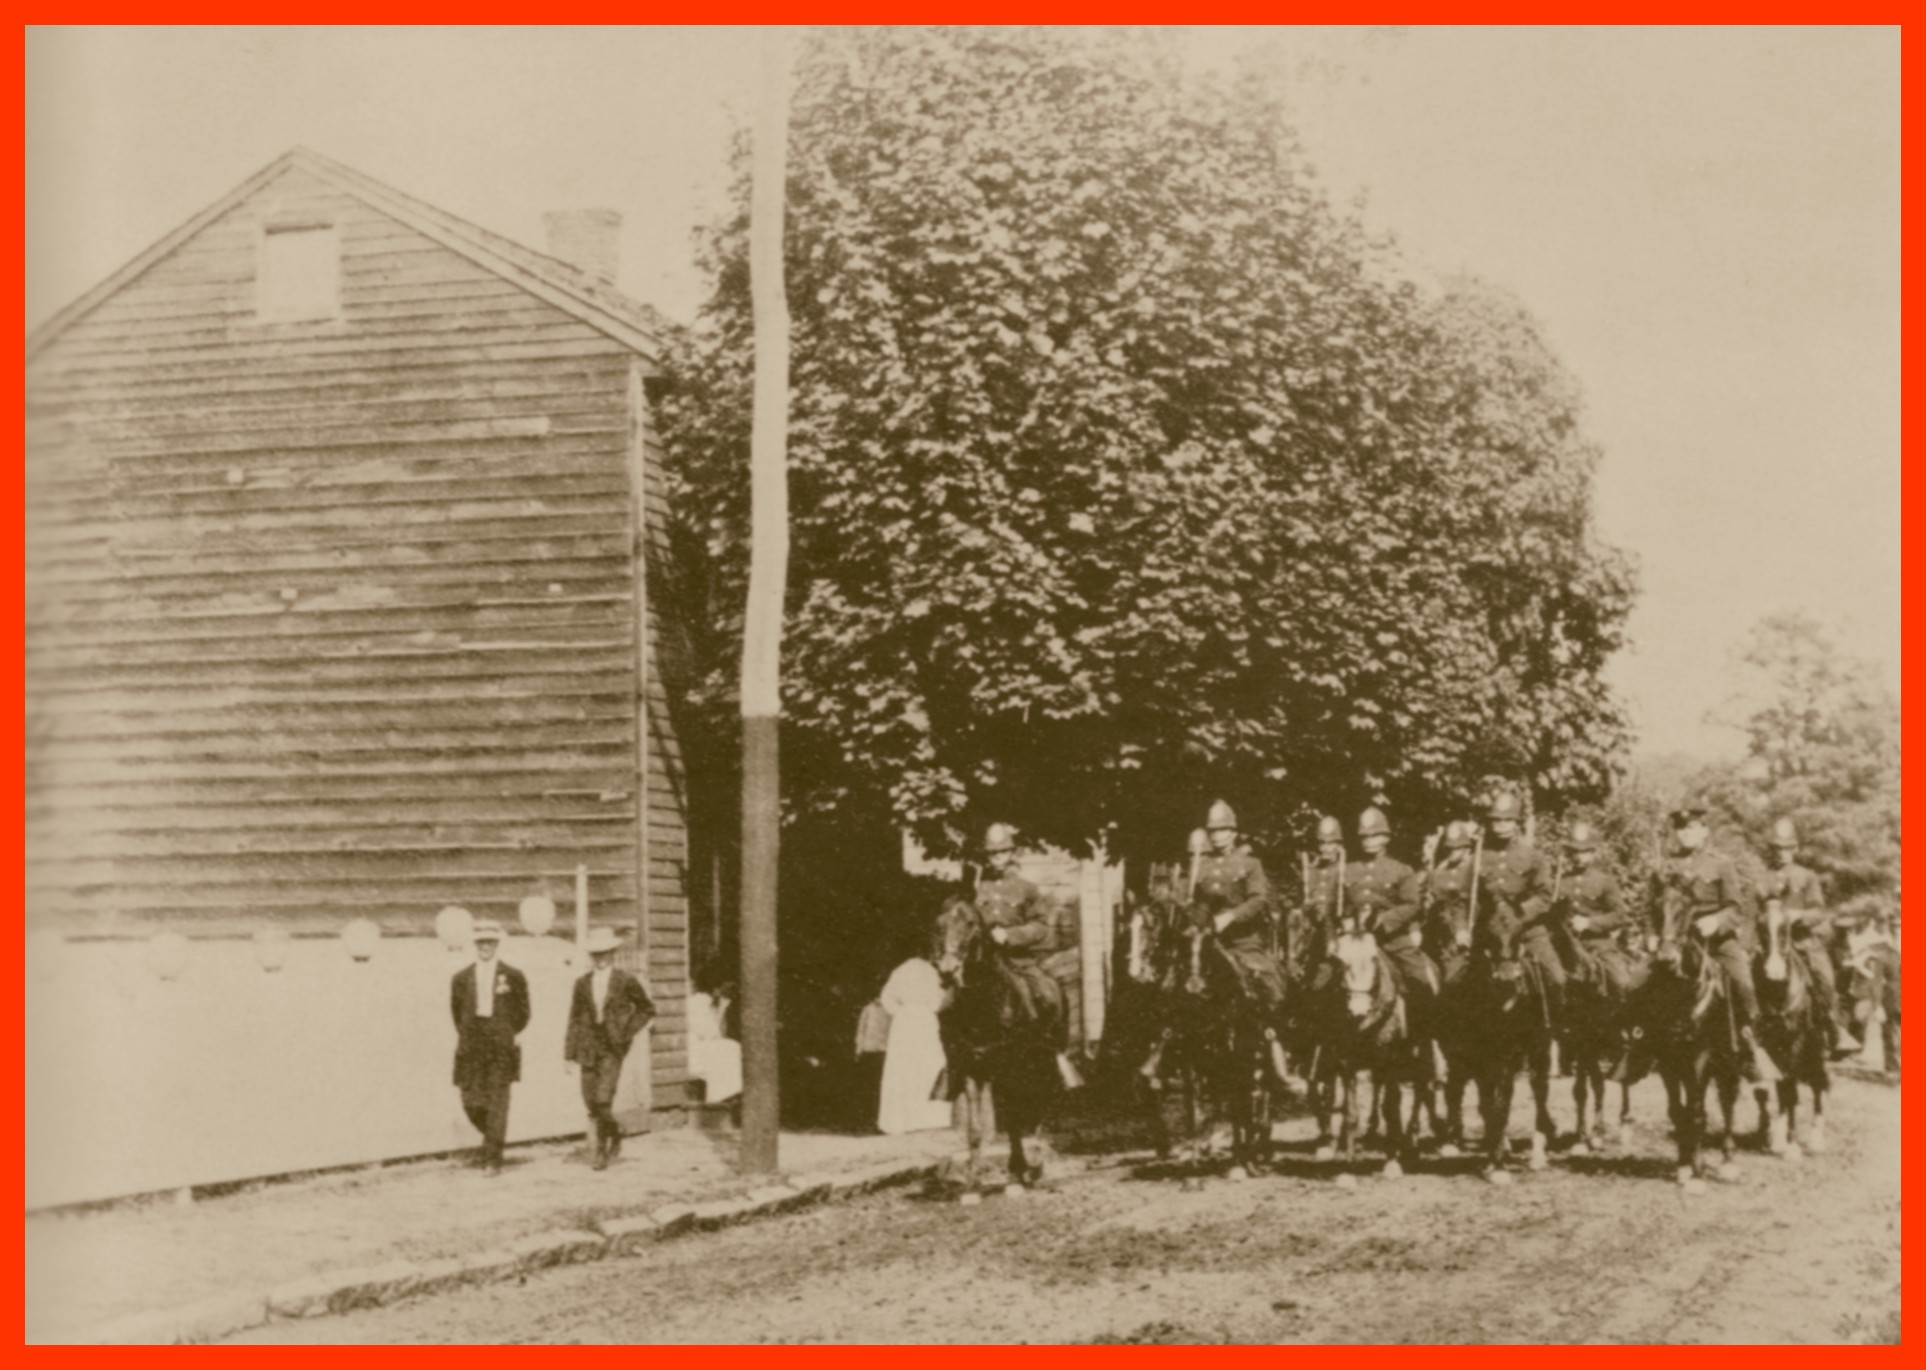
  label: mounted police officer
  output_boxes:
[1343,807,1437,1027]
[1422,820,1480,991]
[1479,792,1563,1020]
[1554,821,1642,1000]
[977,822,1080,1085]
[1759,817,1857,1058]
[1191,800,1287,1020]
[1653,805,1776,1082]
[1298,815,1346,993]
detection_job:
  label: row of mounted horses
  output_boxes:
[932,882,1894,1196]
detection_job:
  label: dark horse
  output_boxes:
[1624,896,1750,1191]
[1308,929,1427,1177]
[1454,906,1558,1183]
[1562,931,1646,1157]
[1111,883,1279,1177]
[934,894,1059,1192]
[1753,899,1831,1158]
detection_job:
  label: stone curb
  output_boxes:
[509,1229,607,1272]
[68,1147,989,1343]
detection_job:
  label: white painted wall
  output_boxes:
[25,933,653,1209]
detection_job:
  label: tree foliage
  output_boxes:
[1689,613,1900,915]
[660,26,1636,860]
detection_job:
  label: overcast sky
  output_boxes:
[25,26,1900,762]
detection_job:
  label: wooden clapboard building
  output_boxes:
[25,148,696,1100]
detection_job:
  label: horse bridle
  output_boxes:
[936,897,989,986]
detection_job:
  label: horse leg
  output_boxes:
[1179,1058,1198,1164]
[1381,1078,1408,1178]
[1142,1069,1174,1161]
[1774,1078,1799,1160]
[1225,1056,1257,1180]
[1006,1125,1029,1193]
[1571,1053,1604,1155]
[1438,1064,1468,1158]
[1716,1068,1742,1181]
[1339,1069,1359,1165]
[1571,1050,1591,1146]
[964,1078,987,1189]
[1312,1050,1337,1162]
[1669,1069,1705,1192]
[1482,1062,1516,1184]
[1808,1078,1829,1153]
[1252,1058,1275,1169]
[1528,1037,1554,1169]
[1617,1079,1635,1149]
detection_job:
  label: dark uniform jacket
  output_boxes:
[451,960,531,1089]
[1758,862,1827,937]
[1192,849,1272,953]
[1561,868,1629,942]
[1422,856,1479,953]
[564,968,656,1068]
[977,873,1050,959]
[1344,853,1422,948]
[1650,848,1750,947]
[1481,839,1553,946]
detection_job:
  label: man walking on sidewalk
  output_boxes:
[451,920,530,1174]
[565,926,656,1169]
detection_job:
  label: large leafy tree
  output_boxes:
[660,26,1635,861]
[1688,613,1900,916]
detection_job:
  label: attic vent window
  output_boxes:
[257,222,339,321]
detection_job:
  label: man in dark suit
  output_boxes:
[450,919,530,1174]
[565,926,656,1169]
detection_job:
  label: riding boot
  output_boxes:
[1827,1008,1860,1059]
[1264,1028,1294,1088]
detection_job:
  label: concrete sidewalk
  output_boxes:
[26,1123,970,1344]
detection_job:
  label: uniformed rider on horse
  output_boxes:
[1758,817,1859,1059]
[1342,806,1439,1052]
[1553,821,1644,1000]
[1299,815,1346,994]
[1190,800,1288,1019]
[976,821,1083,1087]
[1477,791,1563,1022]
[1421,820,1480,989]
[1649,805,1778,1083]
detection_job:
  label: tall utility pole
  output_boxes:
[738,26,793,1175]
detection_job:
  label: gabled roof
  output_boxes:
[26,146,666,365]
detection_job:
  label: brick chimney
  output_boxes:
[542,208,622,285]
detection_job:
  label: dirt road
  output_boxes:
[224,1071,1900,1344]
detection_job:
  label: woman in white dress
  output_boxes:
[877,952,954,1135]
[687,982,742,1105]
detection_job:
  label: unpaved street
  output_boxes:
[225,1072,1900,1344]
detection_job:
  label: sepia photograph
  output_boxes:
[23,24,1899,1344]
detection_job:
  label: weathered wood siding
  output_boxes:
[24,163,691,1096]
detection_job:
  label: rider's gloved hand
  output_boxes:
[1570,915,1591,934]
[989,926,1008,946]
[1694,913,1722,940]
[1212,912,1233,935]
